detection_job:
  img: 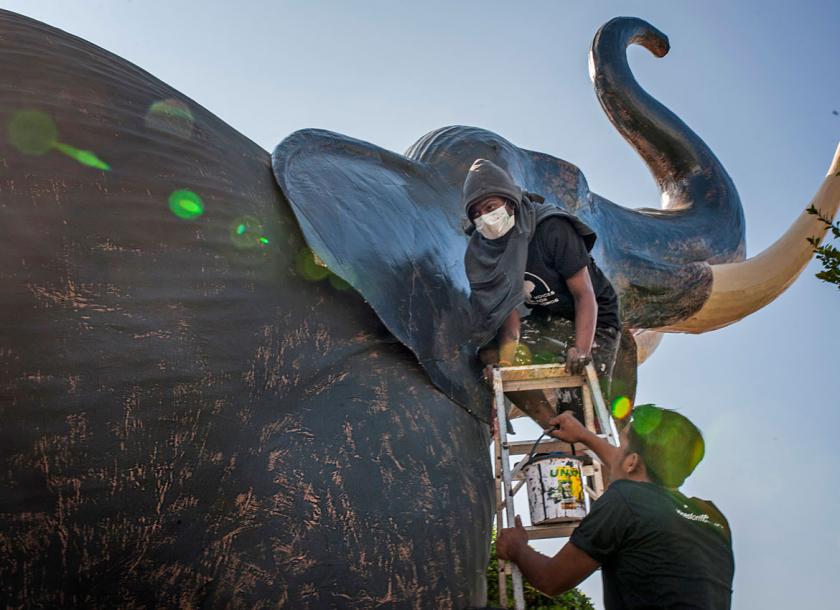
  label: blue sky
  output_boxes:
[6,1,838,607]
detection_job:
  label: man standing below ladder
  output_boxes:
[496,405,735,609]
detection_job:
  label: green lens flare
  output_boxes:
[513,343,533,366]
[54,142,110,170]
[296,248,331,281]
[328,274,350,290]
[611,396,632,419]
[8,110,57,155]
[533,351,559,364]
[229,215,267,249]
[168,189,205,220]
[145,99,195,139]
[631,404,663,436]
[689,437,705,471]
[8,111,110,170]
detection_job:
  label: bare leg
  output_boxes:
[504,389,557,429]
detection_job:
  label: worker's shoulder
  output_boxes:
[610,480,720,510]
[683,495,733,539]
[532,214,580,243]
[535,213,576,231]
[589,479,646,515]
[620,483,733,541]
[605,480,679,515]
[608,479,663,496]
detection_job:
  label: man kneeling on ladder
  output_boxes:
[462,158,622,427]
[497,405,735,609]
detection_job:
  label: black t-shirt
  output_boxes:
[570,480,734,610]
[524,217,620,330]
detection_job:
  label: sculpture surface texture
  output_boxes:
[1,10,838,608]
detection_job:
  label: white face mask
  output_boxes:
[474,206,515,240]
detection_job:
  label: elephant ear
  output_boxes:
[272,130,488,416]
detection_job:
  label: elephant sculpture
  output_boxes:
[1,9,837,608]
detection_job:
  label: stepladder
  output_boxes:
[491,362,620,610]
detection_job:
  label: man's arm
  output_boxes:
[547,411,622,483]
[515,541,600,597]
[478,308,521,382]
[564,265,597,374]
[497,516,599,597]
[497,308,521,366]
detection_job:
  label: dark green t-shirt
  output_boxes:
[570,480,734,610]
[524,217,620,330]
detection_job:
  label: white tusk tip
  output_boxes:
[828,142,840,178]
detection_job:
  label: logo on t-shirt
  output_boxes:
[524,271,558,307]
[676,508,725,531]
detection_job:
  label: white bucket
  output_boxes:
[523,453,587,524]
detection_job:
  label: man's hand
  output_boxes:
[496,515,529,561]
[546,411,588,444]
[565,346,591,375]
[498,340,518,367]
[549,411,620,475]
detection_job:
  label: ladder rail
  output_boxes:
[493,427,508,608]
[584,364,619,447]
[493,368,526,610]
[491,362,621,610]
[495,479,527,513]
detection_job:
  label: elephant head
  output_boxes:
[275,16,840,384]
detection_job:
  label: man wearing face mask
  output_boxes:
[463,158,621,427]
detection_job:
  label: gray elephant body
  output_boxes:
[0,10,492,608]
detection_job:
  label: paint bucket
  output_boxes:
[523,453,586,524]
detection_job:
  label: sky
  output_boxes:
[5,1,838,607]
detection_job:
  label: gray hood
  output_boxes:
[462,158,523,220]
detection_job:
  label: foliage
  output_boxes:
[486,531,594,610]
[806,203,840,289]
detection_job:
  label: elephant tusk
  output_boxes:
[660,142,840,334]
[634,329,664,365]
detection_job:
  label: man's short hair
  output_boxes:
[625,404,705,488]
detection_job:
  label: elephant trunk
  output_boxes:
[589,19,837,334]
[589,17,742,237]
